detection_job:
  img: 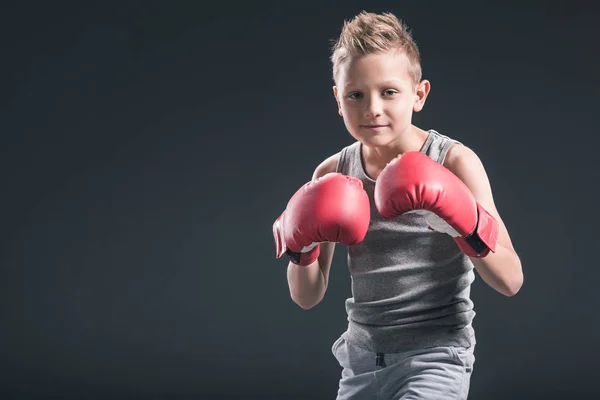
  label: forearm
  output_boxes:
[287,261,326,309]
[471,243,523,296]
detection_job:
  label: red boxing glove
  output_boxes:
[374,152,498,258]
[273,173,370,266]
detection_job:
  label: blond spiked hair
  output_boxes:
[330,11,422,86]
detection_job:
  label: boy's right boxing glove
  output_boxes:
[272,173,370,266]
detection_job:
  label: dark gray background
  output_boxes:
[1,1,598,399]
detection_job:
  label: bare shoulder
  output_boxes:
[443,142,479,170]
[312,153,341,180]
[443,142,496,215]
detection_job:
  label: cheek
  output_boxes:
[391,98,415,118]
[340,102,358,119]
[342,113,356,129]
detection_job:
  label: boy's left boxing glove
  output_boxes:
[374,151,498,258]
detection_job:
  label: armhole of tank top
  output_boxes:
[335,147,347,174]
[439,139,458,166]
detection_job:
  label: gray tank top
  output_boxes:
[336,130,476,353]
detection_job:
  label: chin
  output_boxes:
[351,132,397,148]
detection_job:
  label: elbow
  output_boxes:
[503,255,524,297]
[291,293,323,310]
[298,302,317,310]
[505,283,523,297]
[504,273,524,297]
[294,299,319,310]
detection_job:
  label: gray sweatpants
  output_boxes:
[331,333,475,400]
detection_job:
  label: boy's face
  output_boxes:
[333,49,430,148]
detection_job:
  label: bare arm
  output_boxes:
[287,153,339,309]
[444,144,524,296]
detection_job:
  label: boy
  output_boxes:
[272,11,523,400]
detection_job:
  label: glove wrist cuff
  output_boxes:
[455,203,499,258]
[286,245,321,266]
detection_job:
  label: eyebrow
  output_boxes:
[343,79,407,89]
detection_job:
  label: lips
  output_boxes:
[360,124,389,129]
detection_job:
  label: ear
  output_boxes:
[333,86,342,116]
[413,79,431,112]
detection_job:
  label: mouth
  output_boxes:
[360,124,389,130]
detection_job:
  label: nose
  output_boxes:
[364,95,382,119]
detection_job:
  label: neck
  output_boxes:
[363,125,429,167]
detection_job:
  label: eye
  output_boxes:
[348,92,363,99]
[383,89,398,96]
